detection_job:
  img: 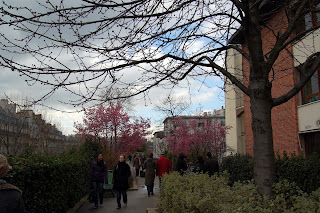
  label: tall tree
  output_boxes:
[74,102,150,154]
[0,0,319,196]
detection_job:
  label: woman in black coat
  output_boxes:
[176,153,188,175]
[144,153,156,197]
[90,154,108,209]
[113,155,131,209]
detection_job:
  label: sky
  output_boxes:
[0,0,228,136]
[0,66,225,135]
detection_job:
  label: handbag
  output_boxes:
[140,170,145,177]
[89,190,94,203]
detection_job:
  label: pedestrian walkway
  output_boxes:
[76,165,159,213]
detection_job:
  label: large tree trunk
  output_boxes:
[250,79,275,196]
[244,0,276,197]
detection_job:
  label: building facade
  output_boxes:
[225,1,320,157]
[0,99,82,155]
[153,131,165,158]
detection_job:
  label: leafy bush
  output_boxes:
[221,153,320,193]
[5,142,101,213]
[275,153,320,193]
[221,154,253,183]
[158,172,320,213]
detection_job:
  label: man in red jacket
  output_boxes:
[156,153,172,188]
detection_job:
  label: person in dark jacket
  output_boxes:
[144,153,156,197]
[176,153,188,175]
[113,155,131,209]
[0,154,26,213]
[128,155,132,165]
[192,156,206,174]
[204,152,219,177]
[141,153,146,169]
[90,153,108,209]
[133,153,141,177]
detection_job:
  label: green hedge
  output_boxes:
[5,142,101,213]
[275,153,320,193]
[220,154,253,183]
[158,172,320,213]
[221,153,320,193]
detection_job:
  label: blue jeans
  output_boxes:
[92,182,104,206]
[116,190,127,207]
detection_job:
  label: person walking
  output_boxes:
[176,153,188,175]
[144,153,156,197]
[141,154,146,167]
[133,153,141,177]
[0,154,26,213]
[204,152,219,177]
[90,154,108,209]
[113,155,131,209]
[192,156,206,174]
[128,155,132,165]
[156,153,172,188]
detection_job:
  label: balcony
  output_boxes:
[297,100,320,133]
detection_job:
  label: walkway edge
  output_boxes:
[146,208,158,213]
[67,194,89,213]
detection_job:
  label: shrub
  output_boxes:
[221,153,320,193]
[275,153,320,193]
[221,154,253,183]
[158,172,320,213]
[5,142,101,213]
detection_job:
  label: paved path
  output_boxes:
[77,165,159,213]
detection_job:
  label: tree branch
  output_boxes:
[265,0,309,71]
[272,52,320,107]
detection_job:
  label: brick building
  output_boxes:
[225,0,320,157]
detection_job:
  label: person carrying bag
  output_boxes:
[90,154,108,209]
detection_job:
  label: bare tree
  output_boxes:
[99,88,135,112]
[154,94,191,118]
[0,0,319,196]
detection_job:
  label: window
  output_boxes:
[304,131,320,157]
[296,0,320,33]
[302,68,320,104]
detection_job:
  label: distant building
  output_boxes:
[163,108,225,138]
[0,99,82,155]
[153,131,165,158]
[156,108,226,158]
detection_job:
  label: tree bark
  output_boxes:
[250,78,275,196]
[243,0,275,197]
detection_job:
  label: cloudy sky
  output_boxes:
[0,66,225,135]
[0,0,227,136]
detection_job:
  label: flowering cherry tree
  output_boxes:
[166,117,230,160]
[74,102,150,155]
